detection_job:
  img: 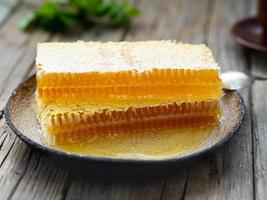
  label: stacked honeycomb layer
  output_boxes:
[37,69,221,103]
[39,100,221,145]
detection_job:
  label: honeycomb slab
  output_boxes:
[35,41,223,145]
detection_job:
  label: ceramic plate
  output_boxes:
[4,76,245,176]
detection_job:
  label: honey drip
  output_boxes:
[55,127,214,159]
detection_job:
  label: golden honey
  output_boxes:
[55,127,214,158]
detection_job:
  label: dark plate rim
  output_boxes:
[231,17,267,53]
[4,75,246,165]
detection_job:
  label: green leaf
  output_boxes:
[19,0,140,32]
[18,11,37,30]
[124,5,140,16]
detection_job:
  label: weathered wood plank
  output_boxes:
[0,122,71,200]
[24,0,43,7]
[0,0,51,105]
[250,62,267,179]
[0,0,21,26]
[184,0,254,199]
[161,170,188,200]
[251,53,267,79]
[0,30,50,107]
[252,81,267,200]
[10,154,71,200]
[126,0,208,43]
[0,5,50,111]
[0,5,9,25]
[65,176,164,200]
[0,0,21,7]
[250,1,267,194]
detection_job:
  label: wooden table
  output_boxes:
[0,0,266,199]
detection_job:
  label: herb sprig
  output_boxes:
[19,0,140,32]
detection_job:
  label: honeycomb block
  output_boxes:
[35,41,223,145]
[39,100,221,145]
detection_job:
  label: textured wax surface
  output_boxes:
[36,41,219,74]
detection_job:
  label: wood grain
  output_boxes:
[251,50,267,200]
[0,5,50,110]
[0,5,9,25]
[0,0,21,25]
[161,171,188,200]
[184,0,254,199]
[252,81,267,200]
[250,3,267,197]
[251,53,267,79]
[0,0,264,199]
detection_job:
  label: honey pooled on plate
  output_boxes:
[35,41,222,145]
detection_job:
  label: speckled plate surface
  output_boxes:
[4,76,245,176]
